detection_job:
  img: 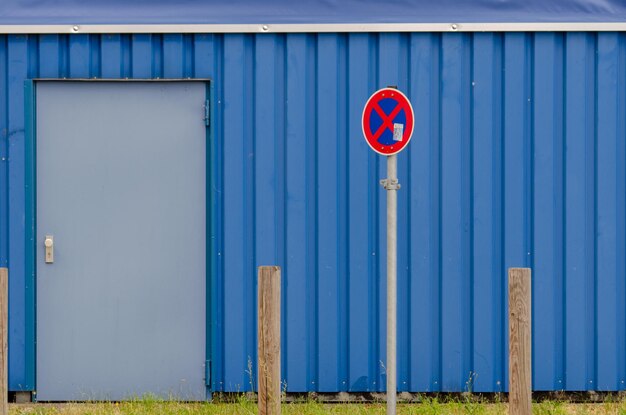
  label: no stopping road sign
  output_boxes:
[361,88,414,156]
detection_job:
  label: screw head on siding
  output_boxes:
[72,25,79,32]
[262,25,269,32]
[451,24,458,31]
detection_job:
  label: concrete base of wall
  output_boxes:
[12,391,32,403]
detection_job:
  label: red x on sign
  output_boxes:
[361,88,414,156]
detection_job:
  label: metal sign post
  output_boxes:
[381,154,399,414]
[361,87,414,415]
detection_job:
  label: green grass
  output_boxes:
[9,396,626,415]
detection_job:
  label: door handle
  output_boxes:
[44,235,54,264]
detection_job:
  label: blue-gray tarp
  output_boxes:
[1,0,625,25]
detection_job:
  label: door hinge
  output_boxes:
[203,100,210,127]
[205,359,212,387]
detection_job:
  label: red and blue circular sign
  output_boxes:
[361,88,414,156]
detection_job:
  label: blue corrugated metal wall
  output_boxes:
[1,32,625,393]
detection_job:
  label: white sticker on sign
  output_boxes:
[393,123,404,141]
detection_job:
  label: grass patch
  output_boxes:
[9,396,626,414]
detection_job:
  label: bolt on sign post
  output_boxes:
[362,87,414,415]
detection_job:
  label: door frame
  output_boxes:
[24,78,216,400]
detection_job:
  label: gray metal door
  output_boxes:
[36,82,207,401]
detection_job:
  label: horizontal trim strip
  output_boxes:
[1,22,626,34]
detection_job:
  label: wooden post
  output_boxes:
[258,266,281,415]
[509,268,531,415]
[0,268,7,415]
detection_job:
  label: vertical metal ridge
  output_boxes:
[59,34,69,77]
[27,35,38,79]
[251,33,263,390]
[345,32,372,392]
[374,32,383,392]
[274,33,284,382]
[377,32,387,390]
[89,34,100,78]
[526,33,534,271]
[69,34,91,78]
[618,32,626,390]
[163,34,184,78]
[552,34,566,387]
[7,34,30,390]
[100,34,120,78]
[129,34,141,78]
[395,40,410,390]
[590,31,598,390]
[466,32,474,391]
[276,33,288,390]
[598,30,618,390]
[525,32,535,388]
[345,32,354,392]
[336,32,349,392]
[221,33,251,390]
[131,34,151,79]
[151,34,163,78]
[404,32,413,392]
[434,31,443,392]
[253,33,285,386]
[491,32,505,391]
[562,32,570,389]
[202,35,225,392]
[38,34,58,77]
[470,31,501,391]
[120,34,131,77]
[246,33,257,389]
[398,32,410,392]
[498,32,508,393]
[0,35,7,267]
[440,31,468,390]
[305,33,319,390]
[283,33,308,392]
[367,32,380,392]
[562,31,598,390]
[23,78,35,396]
[312,32,319,390]
[594,32,617,390]
[554,32,565,391]
[371,27,381,387]
[316,32,339,391]
[183,33,193,77]
[215,32,225,391]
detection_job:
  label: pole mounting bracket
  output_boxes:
[380,178,401,190]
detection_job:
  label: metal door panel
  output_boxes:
[36,82,207,401]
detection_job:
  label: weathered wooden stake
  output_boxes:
[258,266,281,415]
[509,268,531,415]
[0,268,8,415]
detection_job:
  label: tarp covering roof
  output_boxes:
[1,0,626,25]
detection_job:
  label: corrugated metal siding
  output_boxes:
[1,32,625,393]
